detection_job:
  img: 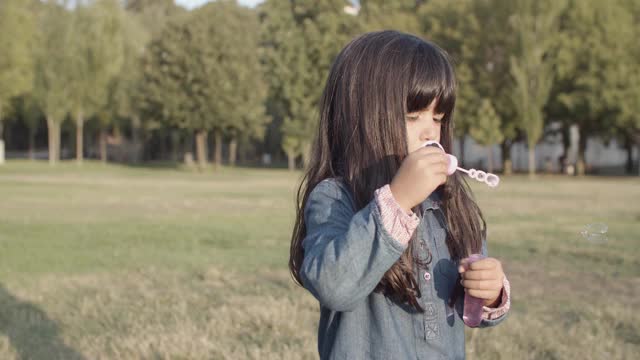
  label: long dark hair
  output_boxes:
[289,31,485,312]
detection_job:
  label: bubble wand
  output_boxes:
[422,141,500,188]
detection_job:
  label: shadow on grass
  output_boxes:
[0,284,85,360]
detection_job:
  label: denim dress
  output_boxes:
[300,178,508,360]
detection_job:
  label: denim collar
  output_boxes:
[421,190,442,212]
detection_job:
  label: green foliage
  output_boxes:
[13,95,42,134]
[0,0,36,133]
[359,0,419,33]
[69,0,126,121]
[553,0,639,144]
[141,1,266,139]
[261,0,358,164]
[0,0,637,170]
[417,0,517,149]
[509,0,565,174]
[32,1,72,123]
[471,98,504,146]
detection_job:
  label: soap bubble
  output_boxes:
[580,223,608,244]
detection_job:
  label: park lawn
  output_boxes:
[0,160,638,359]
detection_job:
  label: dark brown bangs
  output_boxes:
[406,41,457,117]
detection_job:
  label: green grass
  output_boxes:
[0,160,638,359]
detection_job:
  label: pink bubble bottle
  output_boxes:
[462,253,486,327]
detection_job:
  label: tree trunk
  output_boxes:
[0,108,4,165]
[100,129,107,163]
[183,131,194,166]
[287,150,295,171]
[53,122,61,162]
[559,124,570,175]
[158,129,167,161]
[625,135,634,175]
[214,130,222,169]
[229,137,237,167]
[170,129,180,163]
[46,115,57,165]
[76,110,84,164]
[132,115,141,163]
[301,141,311,169]
[636,134,640,176]
[487,146,494,173]
[501,140,512,175]
[528,144,535,179]
[195,129,208,170]
[576,128,586,176]
[459,134,467,168]
[28,128,35,160]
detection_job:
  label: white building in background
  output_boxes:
[343,4,360,16]
[453,124,637,174]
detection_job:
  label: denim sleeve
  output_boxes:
[299,179,408,312]
[478,238,510,328]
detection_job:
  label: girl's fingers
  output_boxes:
[423,152,448,164]
[423,155,449,175]
[416,146,444,155]
[458,259,469,273]
[468,258,498,271]
[466,289,498,300]
[461,270,499,281]
[460,279,502,291]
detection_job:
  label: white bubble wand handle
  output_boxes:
[455,167,500,188]
[422,141,500,188]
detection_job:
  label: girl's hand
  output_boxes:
[389,146,449,212]
[458,257,505,307]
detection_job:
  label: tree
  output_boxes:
[0,0,36,164]
[468,0,519,174]
[140,16,195,164]
[261,0,311,170]
[68,0,125,164]
[192,1,268,168]
[470,98,504,173]
[14,95,42,160]
[551,0,634,175]
[33,1,73,165]
[610,0,640,174]
[123,0,183,163]
[261,0,358,170]
[417,0,480,167]
[359,0,420,34]
[141,1,267,170]
[418,0,520,173]
[509,0,565,177]
[103,9,148,163]
[124,0,179,37]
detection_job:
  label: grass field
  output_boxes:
[0,160,638,359]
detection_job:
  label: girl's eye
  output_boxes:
[406,115,419,122]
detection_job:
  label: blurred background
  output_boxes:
[0,0,638,359]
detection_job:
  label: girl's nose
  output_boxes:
[421,125,438,142]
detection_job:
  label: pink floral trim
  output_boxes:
[374,184,420,246]
[482,276,511,320]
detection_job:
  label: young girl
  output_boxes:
[289,30,511,359]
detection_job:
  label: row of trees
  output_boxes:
[0,0,638,174]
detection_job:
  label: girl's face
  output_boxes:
[405,99,445,153]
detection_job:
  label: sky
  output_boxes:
[175,0,264,9]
